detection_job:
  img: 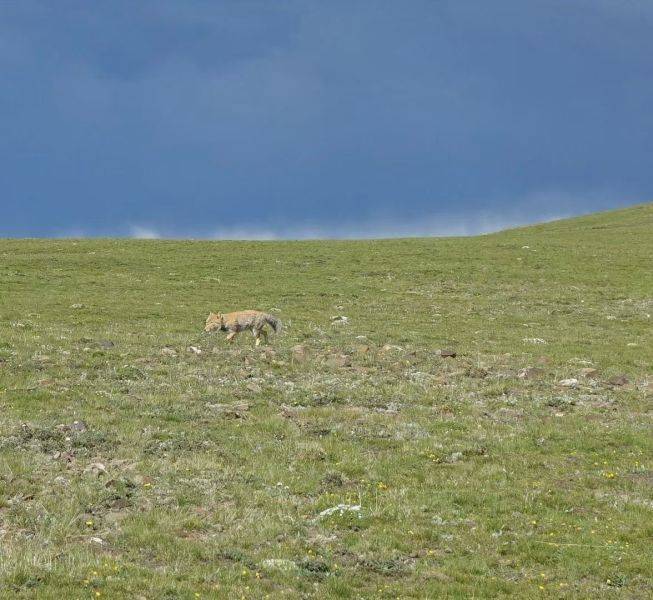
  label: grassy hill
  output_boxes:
[1,203,651,598]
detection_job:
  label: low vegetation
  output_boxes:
[1,204,651,598]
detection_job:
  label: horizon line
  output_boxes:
[2,201,650,241]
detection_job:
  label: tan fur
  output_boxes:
[204,310,281,346]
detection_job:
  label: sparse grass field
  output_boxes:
[0,204,652,599]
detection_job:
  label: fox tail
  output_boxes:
[264,314,281,333]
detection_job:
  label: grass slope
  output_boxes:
[1,203,652,599]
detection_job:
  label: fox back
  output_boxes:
[205,310,280,333]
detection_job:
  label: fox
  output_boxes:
[204,310,281,346]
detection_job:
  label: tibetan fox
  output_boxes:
[204,310,281,346]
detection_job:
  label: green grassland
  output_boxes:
[0,204,652,599]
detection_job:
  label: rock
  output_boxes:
[89,536,106,546]
[161,347,177,356]
[518,367,544,380]
[438,349,457,358]
[444,451,464,463]
[466,367,488,378]
[381,344,403,353]
[291,344,310,363]
[187,346,202,355]
[607,374,629,386]
[375,402,400,415]
[580,367,599,378]
[321,472,345,487]
[261,348,276,361]
[355,344,371,354]
[326,354,352,368]
[56,420,87,433]
[558,378,579,388]
[260,559,299,572]
[132,474,154,486]
[245,382,261,393]
[536,356,552,365]
[70,303,85,309]
[280,404,306,418]
[205,402,251,418]
[330,315,349,324]
[108,498,131,510]
[568,358,593,365]
[315,503,361,519]
[53,451,74,463]
[84,462,107,477]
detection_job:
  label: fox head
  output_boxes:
[204,312,224,332]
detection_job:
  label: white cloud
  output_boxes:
[122,210,569,241]
[53,190,621,240]
[130,226,161,239]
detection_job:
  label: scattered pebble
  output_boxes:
[89,537,106,546]
[326,354,352,368]
[580,367,598,378]
[260,559,299,572]
[205,402,250,418]
[84,462,107,477]
[607,374,629,387]
[316,504,361,519]
[518,367,544,380]
[381,344,403,353]
[445,451,464,463]
[330,315,349,324]
[291,344,309,363]
[558,378,579,388]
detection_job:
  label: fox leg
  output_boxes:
[253,329,262,346]
[226,331,237,343]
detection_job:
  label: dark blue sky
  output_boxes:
[1,1,651,238]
